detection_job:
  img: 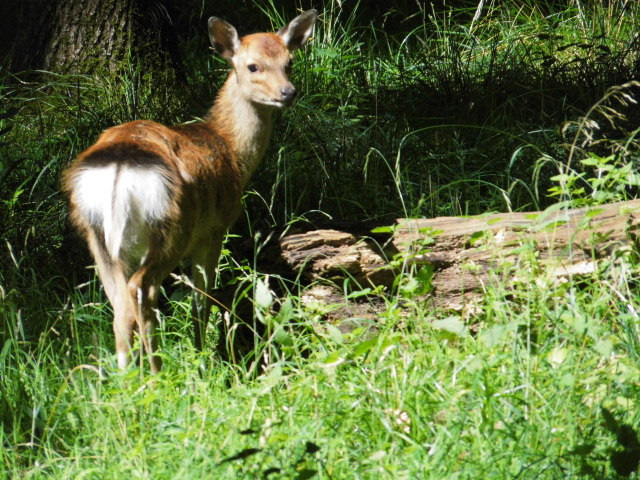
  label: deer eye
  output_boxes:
[247,64,259,73]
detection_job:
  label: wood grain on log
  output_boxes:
[280,229,395,286]
[277,200,640,311]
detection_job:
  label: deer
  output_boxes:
[62,10,318,374]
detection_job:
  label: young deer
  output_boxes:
[62,10,317,373]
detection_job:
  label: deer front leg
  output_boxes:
[191,231,224,352]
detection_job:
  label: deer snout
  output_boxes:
[280,85,297,103]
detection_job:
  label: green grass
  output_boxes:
[2,1,640,478]
[2,252,640,478]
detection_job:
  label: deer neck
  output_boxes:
[208,73,274,184]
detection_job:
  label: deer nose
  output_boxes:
[280,86,297,102]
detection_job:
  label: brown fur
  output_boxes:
[243,33,286,58]
[62,10,316,373]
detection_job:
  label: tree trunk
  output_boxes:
[44,0,135,74]
[276,200,640,313]
[8,0,179,76]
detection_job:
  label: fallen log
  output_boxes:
[278,200,640,312]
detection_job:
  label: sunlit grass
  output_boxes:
[2,1,640,478]
[2,248,640,478]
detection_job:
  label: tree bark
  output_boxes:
[8,0,179,76]
[44,0,134,74]
[277,200,640,312]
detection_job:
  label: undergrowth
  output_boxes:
[2,1,640,478]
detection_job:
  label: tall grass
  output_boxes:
[2,1,640,478]
[2,249,640,478]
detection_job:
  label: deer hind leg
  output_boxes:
[191,231,224,352]
[87,229,136,370]
[113,277,137,370]
[127,265,165,374]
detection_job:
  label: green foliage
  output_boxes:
[2,242,640,478]
[2,1,640,478]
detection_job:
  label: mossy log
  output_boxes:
[277,200,640,311]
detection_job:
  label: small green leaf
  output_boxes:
[325,324,344,345]
[432,317,466,337]
[314,47,339,58]
[135,391,160,406]
[273,325,293,346]
[353,336,378,357]
[627,173,640,186]
[469,230,487,246]
[346,288,372,299]
[399,265,434,298]
[595,337,613,357]
[580,157,602,167]
[380,333,402,350]
[275,297,294,323]
[560,373,576,387]
[322,351,344,366]
[584,208,605,218]
[371,225,394,233]
[547,346,566,367]
[480,325,508,347]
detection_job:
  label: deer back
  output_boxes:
[63,120,244,267]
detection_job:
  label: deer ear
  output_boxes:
[277,9,317,51]
[208,17,241,61]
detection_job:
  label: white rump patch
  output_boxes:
[74,165,117,237]
[73,165,172,262]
